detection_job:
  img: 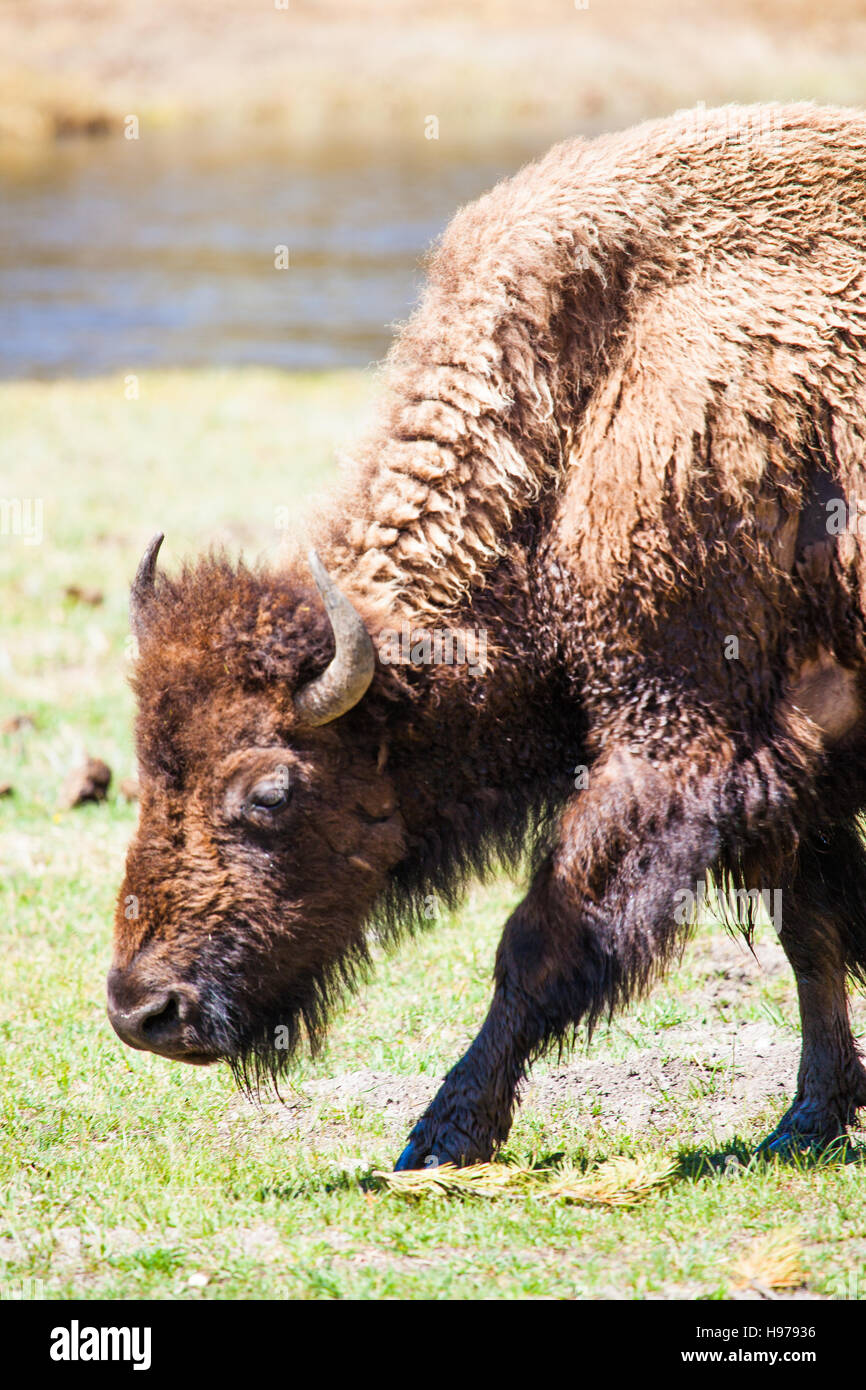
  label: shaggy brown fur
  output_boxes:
[110,103,866,1165]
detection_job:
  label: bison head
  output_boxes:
[107,536,406,1087]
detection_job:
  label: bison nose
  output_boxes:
[107,968,193,1055]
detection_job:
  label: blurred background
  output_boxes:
[2,0,865,379]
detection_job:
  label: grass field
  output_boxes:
[3,369,866,1300]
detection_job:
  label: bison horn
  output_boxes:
[129,532,164,640]
[294,549,376,726]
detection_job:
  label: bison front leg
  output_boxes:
[396,751,722,1169]
[762,819,866,1152]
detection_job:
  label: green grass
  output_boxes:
[3,369,866,1300]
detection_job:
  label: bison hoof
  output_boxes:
[394,1142,438,1171]
[758,1113,848,1157]
[758,1130,814,1157]
[394,1124,493,1171]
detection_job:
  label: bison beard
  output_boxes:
[206,942,374,1099]
[111,102,866,1166]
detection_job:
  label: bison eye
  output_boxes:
[245,778,291,815]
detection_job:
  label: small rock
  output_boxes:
[59,757,112,809]
[119,778,139,802]
[64,585,104,606]
[186,1272,209,1289]
[1,713,35,734]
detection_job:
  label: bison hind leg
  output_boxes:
[760,818,866,1154]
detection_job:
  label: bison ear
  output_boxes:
[293,549,376,727]
[130,533,164,640]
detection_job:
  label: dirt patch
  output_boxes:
[227,931,866,1154]
[240,1038,795,1151]
[225,1070,438,1150]
[524,934,800,1142]
[524,1030,797,1142]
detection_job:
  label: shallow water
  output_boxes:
[0,131,544,379]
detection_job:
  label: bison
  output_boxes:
[108,103,866,1167]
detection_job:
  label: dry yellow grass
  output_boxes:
[731,1226,807,1292]
[374,1154,678,1206]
